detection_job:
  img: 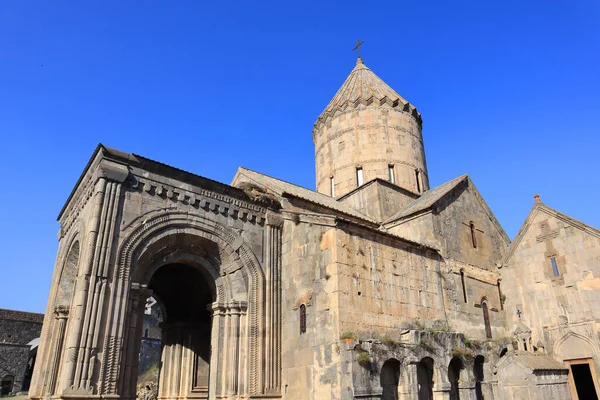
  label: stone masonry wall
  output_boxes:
[503,207,600,364]
[335,228,444,338]
[433,182,508,270]
[280,215,341,400]
[0,309,43,394]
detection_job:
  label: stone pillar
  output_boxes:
[208,303,226,398]
[264,212,283,394]
[61,177,108,392]
[61,160,128,395]
[46,306,69,395]
[228,304,241,396]
[120,284,149,400]
[398,357,418,400]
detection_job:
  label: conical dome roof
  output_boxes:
[316,58,420,126]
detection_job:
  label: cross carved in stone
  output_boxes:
[517,309,522,319]
[353,39,365,59]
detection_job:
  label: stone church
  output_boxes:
[28,56,600,400]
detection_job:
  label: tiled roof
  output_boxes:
[0,308,44,323]
[509,351,567,371]
[315,58,419,126]
[234,167,377,224]
[384,175,468,224]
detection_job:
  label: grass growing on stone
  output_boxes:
[356,351,371,367]
[340,331,358,340]
[418,338,437,353]
[452,347,475,362]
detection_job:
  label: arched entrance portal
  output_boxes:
[147,263,213,399]
[122,227,253,400]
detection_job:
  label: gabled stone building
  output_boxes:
[28,56,600,400]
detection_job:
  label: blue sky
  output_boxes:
[1,1,599,313]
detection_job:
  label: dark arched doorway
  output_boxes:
[1,375,14,396]
[474,355,485,400]
[417,357,434,400]
[381,358,400,400]
[448,357,463,400]
[140,263,214,400]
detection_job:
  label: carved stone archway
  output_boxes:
[100,210,268,400]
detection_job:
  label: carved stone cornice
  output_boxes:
[58,176,94,239]
[128,176,267,225]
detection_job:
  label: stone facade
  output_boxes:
[28,57,599,400]
[0,309,43,395]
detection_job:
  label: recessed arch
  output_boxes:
[448,357,463,400]
[106,210,266,397]
[554,331,599,361]
[417,357,434,400]
[381,358,400,400]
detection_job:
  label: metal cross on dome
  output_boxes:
[353,39,365,58]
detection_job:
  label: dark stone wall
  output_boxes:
[0,309,43,394]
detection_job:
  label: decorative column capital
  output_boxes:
[94,158,129,184]
[265,211,284,228]
[54,305,70,319]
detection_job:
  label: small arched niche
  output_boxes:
[448,357,463,400]
[56,240,80,306]
[381,358,400,400]
[417,357,434,400]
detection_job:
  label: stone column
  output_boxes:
[208,303,225,398]
[398,357,419,400]
[264,212,283,394]
[61,177,108,392]
[228,304,241,396]
[120,284,149,400]
[46,306,69,395]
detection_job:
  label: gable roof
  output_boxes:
[232,167,378,224]
[496,351,567,372]
[384,174,510,244]
[502,201,600,267]
[384,175,468,224]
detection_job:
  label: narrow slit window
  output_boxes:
[388,165,395,184]
[415,169,421,193]
[356,167,364,186]
[330,176,335,198]
[497,281,503,310]
[299,304,306,334]
[460,271,467,303]
[470,222,477,248]
[482,301,492,339]
[551,257,559,277]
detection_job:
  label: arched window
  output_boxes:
[474,355,485,400]
[497,280,503,310]
[299,304,306,334]
[448,357,463,400]
[415,169,421,193]
[330,176,335,198]
[470,222,477,248]
[482,301,492,339]
[381,358,400,400]
[460,270,467,303]
[417,357,434,400]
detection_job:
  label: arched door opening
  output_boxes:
[448,357,463,400]
[474,355,485,400]
[417,357,434,400]
[136,295,165,400]
[135,262,215,400]
[1,375,14,396]
[381,358,400,400]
